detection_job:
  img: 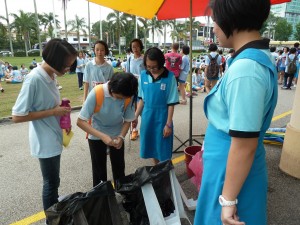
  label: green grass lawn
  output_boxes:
[0,56,124,118]
[0,72,83,118]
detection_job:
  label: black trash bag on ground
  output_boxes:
[115,160,175,225]
[45,181,123,225]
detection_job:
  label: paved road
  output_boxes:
[0,87,299,225]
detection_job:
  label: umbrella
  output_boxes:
[88,0,291,20]
[88,0,291,148]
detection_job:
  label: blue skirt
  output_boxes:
[194,124,268,225]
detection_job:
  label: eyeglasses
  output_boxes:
[146,66,159,72]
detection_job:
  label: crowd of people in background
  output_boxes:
[5,10,300,222]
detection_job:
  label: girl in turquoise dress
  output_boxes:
[135,47,179,165]
[194,1,278,225]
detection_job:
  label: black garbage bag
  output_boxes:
[115,160,175,225]
[45,181,123,225]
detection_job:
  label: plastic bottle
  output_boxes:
[60,98,71,129]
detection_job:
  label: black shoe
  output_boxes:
[0,88,4,93]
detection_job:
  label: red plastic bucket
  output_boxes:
[184,145,202,178]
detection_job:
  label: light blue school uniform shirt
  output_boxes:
[78,82,135,140]
[284,54,299,73]
[83,59,114,93]
[125,55,145,77]
[207,49,274,134]
[11,70,23,83]
[76,57,85,73]
[138,69,179,104]
[12,66,62,158]
[179,54,190,81]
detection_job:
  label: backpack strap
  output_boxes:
[124,97,131,111]
[94,84,105,113]
[94,84,132,113]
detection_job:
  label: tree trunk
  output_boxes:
[33,0,42,56]
[78,32,81,50]
[4,0,14,56]
[163,24,166,50]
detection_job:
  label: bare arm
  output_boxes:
[83,82,89,102]
[12,105,70,123]
[135,99,144,119]
[163,105,175,138]
[221,137,258,225]
[222,137,258,200]
[77,117,114,146]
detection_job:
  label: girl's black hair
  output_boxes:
[93,40,109,55]
[143,47,165,69]
[42,38,77,73]
[108,72,138,106]
[182,45,190,55]
[210,0,270,38]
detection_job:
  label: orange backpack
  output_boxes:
[93,84,131,113]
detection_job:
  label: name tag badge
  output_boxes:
[160,83,166,90]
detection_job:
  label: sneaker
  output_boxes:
[281,86,287,89]
[0,88,4,93]
[79,86,83,90]
[57,86,62,90]
[130,129,139,141]
[294,84,297,87]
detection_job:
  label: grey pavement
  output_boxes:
[0,86,299,225]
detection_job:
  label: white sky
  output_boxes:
[1,0,113,26]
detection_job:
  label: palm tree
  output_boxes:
[61,0,70,40]
[10,10,36,56]
[4,0,14,56]
[147,17,163,47]
[161,20,172,50]
[39,12,60,38]
[0,16,7,36]
[33,0,42,56]
[68,15,87,50]
[107,10,128,54]
[91,20,109,41]
[138,17,150,50]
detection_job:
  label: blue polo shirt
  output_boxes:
[138,69,179,105]
[206,47,274,138]
[83,58,114,93]
[78,82,135,139]
[12,66,62,158]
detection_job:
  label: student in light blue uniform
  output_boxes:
[77,72,138,186]
[135,47,179,165]
[125,39,145,141]
[12,39,77,220]
[76,51,86,90]
[178,45,190,105]
[194,1,278,225]
[6,66,23,83]
[83,40,113,101]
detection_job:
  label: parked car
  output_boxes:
[27,49,40,54]
[0,51,12,57]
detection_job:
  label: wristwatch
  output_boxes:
[118,135,125,141]
[218,195,238,207]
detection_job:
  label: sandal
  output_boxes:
[180,99,187,105]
